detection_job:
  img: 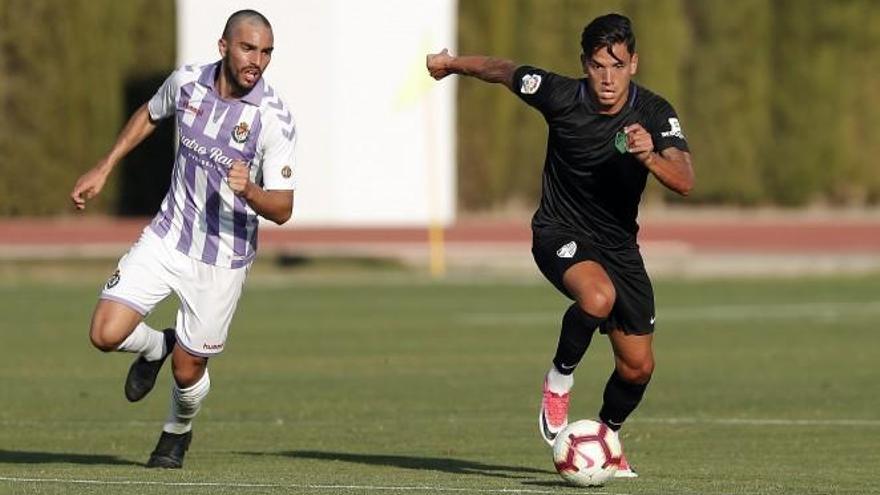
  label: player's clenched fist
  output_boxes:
[227,160,252,197]
[426,48,454,80]
[624,123,654,163]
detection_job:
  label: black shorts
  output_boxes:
[531,228,655,335]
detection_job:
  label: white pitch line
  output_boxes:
[459,300,880,325]
[0,477,624,495]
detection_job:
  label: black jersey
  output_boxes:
[513,66,689,249]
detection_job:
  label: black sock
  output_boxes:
[598,370,649,431]
[551,304,603,375]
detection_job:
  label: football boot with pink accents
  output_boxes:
[538,376,570,446]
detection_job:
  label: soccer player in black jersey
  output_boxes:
[427,13,694,477]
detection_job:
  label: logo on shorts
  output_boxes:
[232,121,250,143]
[556,241,577,259]
[105,269,120,289]
[520,74,542,95]
[203,342,224,351]
[281,165,292,179]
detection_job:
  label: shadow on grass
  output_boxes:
[242,450,553,480]
[0,449,139,466]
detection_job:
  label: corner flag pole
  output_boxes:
[426,80,446,278]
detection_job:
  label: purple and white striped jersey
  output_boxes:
[146,62,296,269]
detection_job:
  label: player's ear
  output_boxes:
[580,53,588,74]
[630,52,639,76]
[218,37,228,57]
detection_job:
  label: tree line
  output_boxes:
[0,0,175,215]
[1,0,878,215]
[458,0,880,209]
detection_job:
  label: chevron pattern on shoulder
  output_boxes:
[262,85,295,140]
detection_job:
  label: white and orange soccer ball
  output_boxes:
[552,419,622,487]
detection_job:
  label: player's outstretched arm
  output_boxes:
[624,123,694,196]
[227,161,293,225]
[426,49,517,89]
[70,103,158,210]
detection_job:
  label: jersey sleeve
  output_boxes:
[511,65,573,119]
[147,68,182,121]
[644,98,689,153]
[257,102,297,191]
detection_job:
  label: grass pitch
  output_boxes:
[0,266,878,494]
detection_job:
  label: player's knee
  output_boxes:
[616,359,654,385]
[172,362,207,388]
[89,324,119,352]
[89,302,139,352]
[577,288,615,318]
[173,368,200,388]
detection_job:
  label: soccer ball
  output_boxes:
[552,419,622,487]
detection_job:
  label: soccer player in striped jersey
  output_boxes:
[70,9,296,469]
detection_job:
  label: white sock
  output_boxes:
[547,366,574,394]
[116,322,166,361]
[163,370,210,434]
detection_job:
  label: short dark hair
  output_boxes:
[580,13,635,60]
[222,9,272,40]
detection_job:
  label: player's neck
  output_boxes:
[215,64,247,100]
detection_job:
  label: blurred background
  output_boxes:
[1,3,878,493]
[1,0,880,276]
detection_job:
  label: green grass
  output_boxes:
[0,269,878,494]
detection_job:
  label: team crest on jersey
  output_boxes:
[106,269,120,290]
[556,241,577,259]
[520,74,542,95]
[614,130,629,154]
[281,166,292,179]
[232,121,250,143]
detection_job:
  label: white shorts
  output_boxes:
[100,228,249,357]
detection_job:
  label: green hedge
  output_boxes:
[0,0,174,215]
[2,0,879,215]
[458,0,880,208]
